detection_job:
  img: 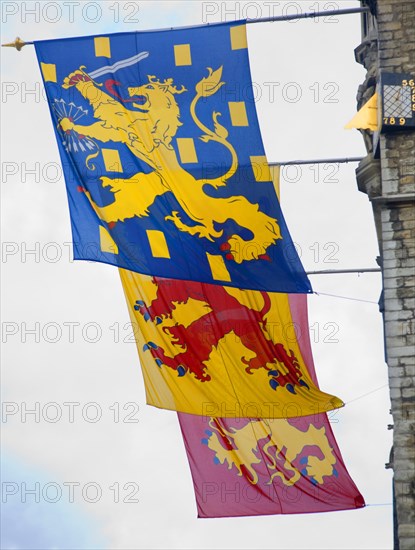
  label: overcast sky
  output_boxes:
[1,1,393,549]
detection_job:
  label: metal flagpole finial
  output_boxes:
[1,37,28,51]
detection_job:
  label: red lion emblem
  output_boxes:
[137,278,309,394]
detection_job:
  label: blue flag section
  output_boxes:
[35,21,312,293]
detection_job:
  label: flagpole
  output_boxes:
[270,157,364,167]
[1,7,370,50]
[246,6,370,24]
[306,268,381,275]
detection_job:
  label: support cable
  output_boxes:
[1,7,370,50]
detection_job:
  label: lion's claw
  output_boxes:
[62,70,91,89]
[59,117,74,133]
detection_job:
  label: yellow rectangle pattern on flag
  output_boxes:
[270,165,281,200]
[206,253,231,282]
[94,37,111,58]
[229,102,249,126]
[146,230,171,259]
[40,63,57,83]
[102,149,123,172]
[99,226,118,254]
[174,44,192,66]
[230,25,247,50]
[177,138,198,164]
[250,156,272,182]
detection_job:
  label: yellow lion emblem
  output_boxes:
[204,418,337,486]
[59,67,281,262]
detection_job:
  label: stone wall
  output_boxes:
[356,1,415,548]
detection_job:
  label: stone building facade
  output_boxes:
[354,1,414,548]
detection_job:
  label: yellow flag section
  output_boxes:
[120,270,343,418]
[345,92,379,131]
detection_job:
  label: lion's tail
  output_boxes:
[260,291,272,318]
[86,149,100,170]
[190,93,238,186]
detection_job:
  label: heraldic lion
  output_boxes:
[204,418,337,486]
[59,66,281,262]
[136,276,307,392]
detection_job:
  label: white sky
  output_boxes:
[1,1,393,549]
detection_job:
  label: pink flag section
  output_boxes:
[178,295,365,517]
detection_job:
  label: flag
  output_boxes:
[120,270,343,417]
[345,93,379,131]
[34,22,311,293]
[178,294,365,517]
[178,414,365,517]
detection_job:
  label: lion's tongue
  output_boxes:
[105,79,145,104]
[132,95,146,104]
